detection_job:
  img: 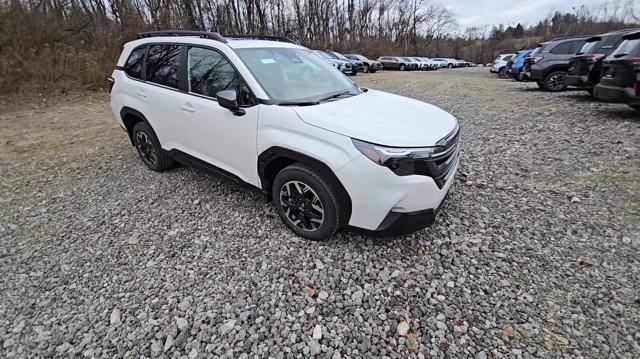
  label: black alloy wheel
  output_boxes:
[543,71,568,92]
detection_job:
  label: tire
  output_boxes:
[399,64,406,71]
[629,104,640,111]
[536,80,544,89]
[363,64,370,73]
[586,88,594,95]
[272,164,343,241]
[447,63,453,68]
[498,68,508,79]
[132,122,174,172]
[542,71,568,92]
[370,69,377,73]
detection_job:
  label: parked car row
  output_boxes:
[312,49,473,74]
[492,29,640,111]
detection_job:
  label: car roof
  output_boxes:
[128,35,304,50]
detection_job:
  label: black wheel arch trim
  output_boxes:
[120,106,151,145]
[543,65,569,78]
[258,146,352,222]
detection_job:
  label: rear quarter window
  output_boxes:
[124,46,146,79]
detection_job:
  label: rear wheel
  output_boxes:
[629,104,640,111]
[543,71,568,92]
[536,80,545,89]
[272,164,343,241]
[447,63,453,68]
[132,122,174,172]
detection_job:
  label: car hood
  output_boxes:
[291,89,458,147]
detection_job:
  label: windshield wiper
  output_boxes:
[318,91,354,102]
[278,100,320,106]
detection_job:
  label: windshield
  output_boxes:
[529,46,543,56]
[235,47,360,104]
[313,50,333,59]
[331,51,349,60]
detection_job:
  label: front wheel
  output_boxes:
[363,64,370,73]
[536,80,545,89]
[399,64,406,71]
[498,68,508,79]
[448,63,453,68]
[629,104,640,111]
[543,71,568,92]
[272,164,343,241]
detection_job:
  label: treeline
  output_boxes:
[0,0,638,93]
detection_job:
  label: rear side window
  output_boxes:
[503,55,513,61]
[124,46,146,79]
[188,47,239,98]
[146,44,182,89]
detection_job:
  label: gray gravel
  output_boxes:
[1,68,639,358]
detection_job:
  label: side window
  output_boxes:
[550,42,577,55]
[188,47,254,104]
[146,44,182,89]
[124,46,146,79]
[504,55,513,61]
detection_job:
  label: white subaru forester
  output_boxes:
[109,30,460,241]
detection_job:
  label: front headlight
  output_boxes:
[352,138,439,176]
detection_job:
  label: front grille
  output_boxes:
[415,127,460,189]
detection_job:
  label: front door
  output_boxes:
[177,46,260,186]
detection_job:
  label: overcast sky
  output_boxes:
[447,0,614,29]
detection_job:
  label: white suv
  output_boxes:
[490,53,515,76]
[109,31,460,241]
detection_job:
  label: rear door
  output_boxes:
[138,44,187,151]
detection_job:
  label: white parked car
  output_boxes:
[490,53,515,76]
[410,57,437,70]
[430,58,453,68]
[109,31,460,241]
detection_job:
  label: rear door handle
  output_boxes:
[135,90,147,98]
[181,104,195,113]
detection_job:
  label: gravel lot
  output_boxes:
[1,68,639,358]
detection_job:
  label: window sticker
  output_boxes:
[260,58,276,64]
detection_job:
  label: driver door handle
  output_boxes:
[181,104,195,113]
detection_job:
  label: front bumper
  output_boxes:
[336,152,459,232]
[528,65,544,81]
[593,83,640,105]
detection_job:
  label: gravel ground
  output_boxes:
[1,68,639,358]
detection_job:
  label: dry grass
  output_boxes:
[0,44,113,94]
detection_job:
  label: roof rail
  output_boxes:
[137,30,227,43]
[549,35,591,41]
[224,35,298,44]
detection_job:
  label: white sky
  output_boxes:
[446,0,620,29]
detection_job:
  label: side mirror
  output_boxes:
[216,90,245,116]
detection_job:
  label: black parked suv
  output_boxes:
[523,36,590,91]
[565,29,639,94]
[593,30,640,110]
